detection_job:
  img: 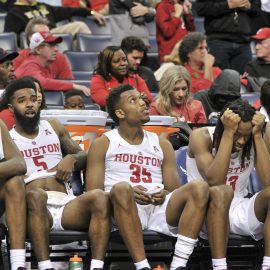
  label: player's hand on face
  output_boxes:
[133,185,152,205]
[252,111,266,135]
[54,155,75,182]
[221,108,241,134]
[150,189,166,205]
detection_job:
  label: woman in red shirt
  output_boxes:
[150,65,206,123]
[90,46,153,110]
[179,32,221,94]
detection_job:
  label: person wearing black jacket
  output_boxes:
[196,0,261,74]
[121,36,159,93]
[194,69,241,122]
[4,0,105,40]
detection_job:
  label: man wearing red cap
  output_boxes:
[245,27,270,92]
[14,31,90,96]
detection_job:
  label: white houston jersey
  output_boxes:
[187,127,254,198]
[104,129,164,192]
[10,120,62,176]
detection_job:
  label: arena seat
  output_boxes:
[194,16,205,33]
[44,91,64,109]
[73,71,93,81]
[148,36,158,53]
[0,32,18,52]
[0,13,6,33]
[77,33,112,52]
[71,16,111,35]
[175,146,188,185]
[241,93,260,105]
[146,20,156,36]
[64,51,98,72]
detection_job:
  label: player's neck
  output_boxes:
[118,126,144,145]
[14,123,39,139]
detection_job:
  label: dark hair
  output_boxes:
[64,89,84,101]
[94,46,123,81]
[179,32,206,64]
[121,36,146,54]
[213,99,256,165]
[260,80,270,115]
[106,84,135,124]
[30,76,46,109]
[3,77,36,104]
[25,17,49,45]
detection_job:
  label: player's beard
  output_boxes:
[13,108,40,131]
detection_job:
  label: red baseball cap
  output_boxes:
[251,28,270,40]
[29,31,63,50]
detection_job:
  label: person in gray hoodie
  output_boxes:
[194,69,241,123]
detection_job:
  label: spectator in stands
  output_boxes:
[121,36,159,93]
[0,76,46,130]
[188,99,270,270]
[62,0,109,15]
[4,0,105,38]
[154,40,181,81]
[0,48,18,93]
[15,31,90,95]
[252,80,270,121]
[91,45,153,110]
[155,0,195,63]
[196,0,261,74]
[13,18,74,80]
[193,69,241,122]
[245,28,270,92]
[64,89,86,109]
[87,83,210,270]
[8,76,110,270]
[109,0,156,46]
[150,65,207,123]
[179,32,222,94]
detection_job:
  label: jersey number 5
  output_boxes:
[33,155,48,171]
[130,164,152,183]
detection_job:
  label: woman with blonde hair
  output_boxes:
[150,65,207,123]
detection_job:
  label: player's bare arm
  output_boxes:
[86,135,109,191]
[160,137,181,191]
[189,109,241,186]
[0,120,26,184]
[48,118,86,181]
[257,117,270,187]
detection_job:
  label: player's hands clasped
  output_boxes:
[221,108,241,134]
[133,185,166,205]
[252,111,266,136]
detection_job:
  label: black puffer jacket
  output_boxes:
[196,0,261,42]
[194,69,241,119]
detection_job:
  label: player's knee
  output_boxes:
[209,185,233,210]
[189,180,209,205]
[89,190,110,216]
[26,190,47,212]
[4,176,25,198]
[110,182,133,205]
